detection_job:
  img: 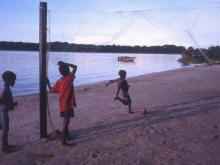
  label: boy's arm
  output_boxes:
[46,77,52,91]
[46,78,60,93]
[68,63,77,74]
[13,102,18,107]
[105,78,118,86]
[57,61,77,74]
[8,101,18,111]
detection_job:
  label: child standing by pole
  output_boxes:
[0,71,17,152]
[46,61,77,146]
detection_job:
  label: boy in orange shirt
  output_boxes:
[47,61,77,146]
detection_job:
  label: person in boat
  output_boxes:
[118,56,135,61]
[105,70,133,114]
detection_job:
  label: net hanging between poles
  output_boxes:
[49,5,219,51]
[46,9,55,132]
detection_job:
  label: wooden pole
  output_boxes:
[39,2,47,138]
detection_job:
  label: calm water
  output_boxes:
[0,51,183,96]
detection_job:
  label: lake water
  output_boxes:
[0,51,184,96]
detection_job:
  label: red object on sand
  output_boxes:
[140,107,147,115]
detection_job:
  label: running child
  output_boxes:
[105,70,133,114]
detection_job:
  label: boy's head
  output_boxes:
[58,63,70,77]
[2,71,16,86]
[118,70,126,78]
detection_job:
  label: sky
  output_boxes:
[0,0,220,48]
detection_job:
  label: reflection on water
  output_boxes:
[0,51,183,96]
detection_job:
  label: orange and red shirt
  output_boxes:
[51,71,76,112]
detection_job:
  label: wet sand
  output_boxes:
[0,65,220,165]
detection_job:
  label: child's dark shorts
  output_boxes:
[60,109,74,118]
[123,93,131,104]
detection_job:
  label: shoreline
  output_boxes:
[1,64,219,164]
[14,64,200,98]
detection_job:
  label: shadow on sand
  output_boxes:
[71,95,220,144]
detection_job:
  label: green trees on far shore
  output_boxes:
[0,41,219,65]
[0,41,185,54]
[179,46,220,65]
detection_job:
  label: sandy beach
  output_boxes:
[0,65,220,165]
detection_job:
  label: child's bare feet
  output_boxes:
[61,142,75,147]
[1,147,16,153]
[67,135,73,141]
[8,144,17,148]
[114,96,119,101]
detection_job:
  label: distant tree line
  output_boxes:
[1,41,219,64]
[0,42,39,51]
[0,41,185,54]
[178,46,220,65]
